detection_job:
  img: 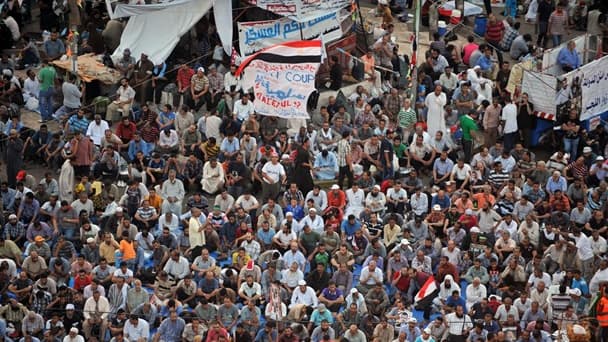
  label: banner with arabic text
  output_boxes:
[246,0,352,22]
[580,55,608,121]
[237,40,322,119]
[238,10,348,56]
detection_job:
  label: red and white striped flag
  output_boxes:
[414,275,438,303]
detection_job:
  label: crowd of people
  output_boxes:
[1,0,608,342]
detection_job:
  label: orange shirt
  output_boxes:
[148,194,162,212]
[120,240,136,261]
[472,193,496,209]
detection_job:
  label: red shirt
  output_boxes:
[462,43,479,65]
[116,121,137,141]
[485,21,505,42]
[74,274,92,291]
[392,271,411,292]
[177,67,194,90]
[327,190,346,209]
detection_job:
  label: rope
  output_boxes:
[335,47,400,75]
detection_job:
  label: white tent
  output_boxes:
[108,0,233,65]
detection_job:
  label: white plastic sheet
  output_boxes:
[110,0,233,65]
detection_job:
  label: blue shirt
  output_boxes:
[341,219,362,237]
[571,277,589,296]
[446,296,467,313]
[159,111,176,129]
[476,55,493,71]
[546,176,568,194]
[1,188,17,211]
[557,47,580,69]
[4,120,23,135]
[256,228,275,245]
[431,194,451,210]
[157,316,185,341]
[128,140,153,160]
[220,137,239,153]
[153,63,167,78]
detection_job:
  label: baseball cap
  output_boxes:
[70,328,78,334]
[331,184,340,190]
[86,237,95,244]
[433,204,441,211]
[298,280,307,286]
[197,67,205,73]
[35,235,45,242]
[8,214,17,220]
[401,239,410,245]
[66,304,75,310]
[470,227,481,233]
[318,303,326,312]
[583,146,592,153]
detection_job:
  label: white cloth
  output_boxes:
[58,159,75,202]
[502,103,518,134]
[112,0,233,65]
[425,92,447,136]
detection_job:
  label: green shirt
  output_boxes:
[459,114,478,141]
[38,66,56,91]
[398,107,417,128]
[393,143,408,158]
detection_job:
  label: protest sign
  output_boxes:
[237,40,322,119]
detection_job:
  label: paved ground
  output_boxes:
[8,1,585,186]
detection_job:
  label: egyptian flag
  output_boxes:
[235,40,323,76]
[414,275,438,303]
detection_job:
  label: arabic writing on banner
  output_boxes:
[238,11,343,56]
[246,0,352,22]
[243,60,318,119]
[580,56,608,121]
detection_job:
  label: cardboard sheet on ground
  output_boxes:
[51,54,122,84]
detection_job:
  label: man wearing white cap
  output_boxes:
[64,327,84,342]
[365,185,386,214]
[299,207,324,235]
[287,279,317,321]
[188,67,209,111]
[589,155,608,187]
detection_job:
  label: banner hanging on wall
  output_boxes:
[238,10,348,56]
[245,0,352,22]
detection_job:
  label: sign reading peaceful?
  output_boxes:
[238,11,344,56]
[243,60,319,119]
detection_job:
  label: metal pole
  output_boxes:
[410,0,420,107]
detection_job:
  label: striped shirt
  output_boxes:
[337,138,351,167]
[398,108,417,128]
[488,170,510,189]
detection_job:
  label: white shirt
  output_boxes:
[23,78,40,98]
[116,85,136,103]
[466,283,487,305]
[501,103,518,134]
[83,295,111,320]
[233,100,254,121]
[163,256,191,279]
[591,236,608,256]
[63,335,85,342]
[445,312,473,335]
[305,190,328,211]
[289,286,318,308]
[345,188,365,209]
[123,318,150,341]
[570,233,594,261]
[159,130,179,147]
[86,120,110,146]
[261,161,285,184]
[451,163,472,180]
[299,214,324,234]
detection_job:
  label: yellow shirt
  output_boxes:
[99,240,118,263]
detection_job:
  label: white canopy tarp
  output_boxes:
[110,0,232,65]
